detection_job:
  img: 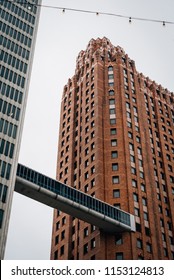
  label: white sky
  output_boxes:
[4,0,174,259]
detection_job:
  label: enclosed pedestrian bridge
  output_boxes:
[15,164,135,233]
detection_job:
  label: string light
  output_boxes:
[3,1,174,27]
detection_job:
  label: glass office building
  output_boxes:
[0,0,41,259]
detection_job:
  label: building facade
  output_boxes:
[51,37,174,260]
[0,0,41,259]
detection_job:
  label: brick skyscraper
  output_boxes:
[51,37,174,260]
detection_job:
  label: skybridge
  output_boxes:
[15,163,135,233]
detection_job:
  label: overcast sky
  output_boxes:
[4,0,174,259]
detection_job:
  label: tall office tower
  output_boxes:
[51,37,174,260]
[0,0,41,259]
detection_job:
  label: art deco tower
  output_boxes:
[0,0,41,259]
[51,37,174,260]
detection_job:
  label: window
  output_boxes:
[111,151,118,158]
[142,197,147,206]
[85,148,89,155]
[83,243,88,254]
[91,166,95,174]
[91,131,95,138]
[91,142,95,150]
[115,252,124,260]
[108,66,113,72]
[111,139,117,146]
[84,227,88,237]
[91,255,95,260]
[91,120,95,128]
[141,183,146,192]
[0,209,4,228]
[109,99,115,105]
[126,102,130,109]
[115,235,123,245]
[85,159,89,168]
[108,74,114,80]
[127,121,132,128]
[164,248,168,257]
[134,208,140,217]
[84,184,88,193]
[133,193,138,202]
[110,108,115,114]
[61,230,65,240]
[143,212,148,221]
[129,143,134,151]
[91,154,95,162]
[109,90,114,96]
[111,128,117,135]
[136,223,141,232]
[127,111,131,119]
[60,245,64,256]
[132,179,137,188]
[55,235,59,245]
[85,172,89,180]
[114,203,120,208]
[136,136,140,143]
[110,119,116,124]
[112,163,118,171]
[128,132,133,138]
[91,238,96,249]
[56,221,60,230]
[91,178,95,187]
[62,216,66,225]
[146,243,152,253]
[54,250,58,260]
[137,239,143,249]
[130,155,135,163]
[131,167,136,175]
[112,176,119,184]
[113,189,120,198]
